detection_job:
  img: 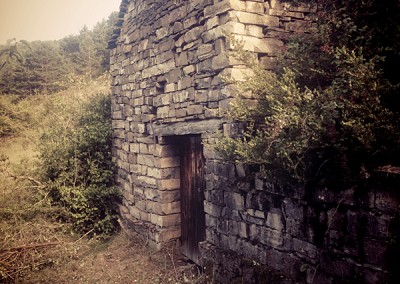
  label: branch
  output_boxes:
[6,171,46,188]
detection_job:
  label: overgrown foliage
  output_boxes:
[216,0,400,188]
[39,77,121,237]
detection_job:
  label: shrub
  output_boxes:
[216,0,400,189]
[39,88,121,237]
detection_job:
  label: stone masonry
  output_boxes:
[110,0,399,282]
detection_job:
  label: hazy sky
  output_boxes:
[0,0,121,44]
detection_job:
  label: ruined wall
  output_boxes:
[110,0,399,282]
[200,171,400,283]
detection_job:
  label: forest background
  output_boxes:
[0,12,117,96]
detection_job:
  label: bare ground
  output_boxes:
[18,231,204,284]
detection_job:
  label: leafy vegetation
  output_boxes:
[216,0,400,188]
[38,77,121,237]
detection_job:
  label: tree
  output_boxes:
[0,38,31,71]
[25,41,70,94]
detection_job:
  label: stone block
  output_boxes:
[217,219,229,234]
[194,90,208,103]
[236,11,279,27]
[293,238,318,260]
[249,224,259,240]
[206,16,219,30]
[156,144,178,157]
[129,206,141,219]
[224,192,245,211]
[165,69,182,84]
[206,214,217,228]
[128,153,137,164]
[150,213,181,227]
[175,51,188,66]
[183,64,195,75]
[204,0,245,18]
[266,210,285,232]
[147,167,161,179]
[157,106,170,118]
[362,267,389,284]
[282,198,304,236]
[165,83,175,93]
[158,156,180,168]
[245,24,263,38]
[205,108,219,118]
[212,53,230,70]
[177,76,192,90]
[229,221,248,238]
[113,119,125,129]
[172,22,183,34]
[158,190,180,203]
[154,227,181,242]
[197,44,214,60]
[184,26,204,43]
[137,154,155,167]
[147,201,181,215]
[245,1,265,14]
[268,9,304,19]
[137,175,157,187]
[187,105,204,115]
[260,227,284,248]
[287,2,317,13]
[204,201,222,217]
[176,108,187,117]
[144,187,159,201]
[141,60,176,79]
[183,16,197,29]
[231,35,284,54]
[158,179,180,191]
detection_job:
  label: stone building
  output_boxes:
[110,0,399,282]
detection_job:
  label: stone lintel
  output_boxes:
[153,119,222,136]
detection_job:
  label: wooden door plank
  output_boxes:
[180,135,205,263]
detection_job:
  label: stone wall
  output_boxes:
[110,0,307,249]
[110,0,399,282]
[200,171,400,283]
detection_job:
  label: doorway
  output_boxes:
[179,135,206,264]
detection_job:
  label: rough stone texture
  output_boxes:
[111,0,399,282]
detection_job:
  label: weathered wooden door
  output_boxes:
[180,135,206,264]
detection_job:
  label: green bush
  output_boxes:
[216,0,400,189]
[39,90,121,237]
